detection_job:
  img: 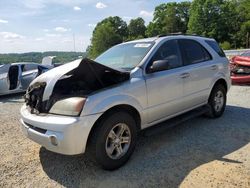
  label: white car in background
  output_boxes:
[20,35,231,170]
[0,57,54,96]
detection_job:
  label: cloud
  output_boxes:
[54,27,69,32]
[43,29,49,32]
[45,33,61,37]
[0,32,25,40]
[88,23,97,28]
[21,0,46,9]
[73,6,81,11]
[139,10,153,18]
[62,38,72,43]
[123,16,133,20]
[0,19,9,24]
[35,37,44,41]
[96,2,107,9]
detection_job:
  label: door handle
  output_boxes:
[211,65,217,70]
[180,73,190,79]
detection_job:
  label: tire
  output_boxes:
[206,84,227,118]
[88,111,137,170]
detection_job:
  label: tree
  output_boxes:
[146,2,191,37]
[94,16,128,40]
[187,0,247,48]
[88,16,128,58]
[237,0,250,48]
[128,17,146,40]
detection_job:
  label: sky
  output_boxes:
[0,0,180,53]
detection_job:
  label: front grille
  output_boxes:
[24,122,47,134]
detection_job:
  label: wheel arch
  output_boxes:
[212,78,228,93]
[86,104,141,150]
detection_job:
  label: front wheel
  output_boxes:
[206,84,227,118]
[88,111,137,170]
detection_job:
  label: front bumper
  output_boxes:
[20,105,102,155]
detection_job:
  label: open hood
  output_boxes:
[26,58,130,113]
[231,56,250,67]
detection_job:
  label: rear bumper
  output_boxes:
[231,75,250,84]
[20,105,102,155]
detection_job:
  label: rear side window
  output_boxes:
[179,39,212,65]
[205,40,226,57]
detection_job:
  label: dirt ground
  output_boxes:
[0,86,249,188]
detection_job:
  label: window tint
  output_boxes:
[205,40,225,57]
[180,39,212,65]
[150,40,182,70]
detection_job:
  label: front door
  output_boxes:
[144,39,186,124]
[8,65,20,90]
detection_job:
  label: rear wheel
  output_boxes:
[88,111,137,170]
[206,84,226,118]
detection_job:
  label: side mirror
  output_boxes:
[148,60,169,73]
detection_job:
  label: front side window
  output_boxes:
[180,39,212,65]
[95,42,154,71]
[149,40,183,70]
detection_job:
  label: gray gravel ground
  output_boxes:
[0,86,250,188]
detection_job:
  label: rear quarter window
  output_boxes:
[205,40,226,57]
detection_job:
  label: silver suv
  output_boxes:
[20,35,231,170]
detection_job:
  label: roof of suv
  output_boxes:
[124,34,215,44]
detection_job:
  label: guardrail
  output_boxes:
[224,49,250,57]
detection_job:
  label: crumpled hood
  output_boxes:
[31,59,82,101]
[231,56,250,66]
[30,58,129,102]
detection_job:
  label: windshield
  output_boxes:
[95,42,154,71]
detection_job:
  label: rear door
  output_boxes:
[178,39,216,109]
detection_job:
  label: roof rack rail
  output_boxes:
[157,33,199,38]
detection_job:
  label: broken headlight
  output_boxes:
[49,97,86,116]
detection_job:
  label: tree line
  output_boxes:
[0,52,86,64]
[87,0,250,59]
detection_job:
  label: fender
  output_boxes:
[81,93,147,125]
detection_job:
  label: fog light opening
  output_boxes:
[50,135,58,146]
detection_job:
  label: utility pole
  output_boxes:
[73,34,76,52]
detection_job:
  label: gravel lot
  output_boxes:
[0,86,250,188]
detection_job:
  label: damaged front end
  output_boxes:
[24,82,47,114]
[24,58,130,116]
[230,63,250,75]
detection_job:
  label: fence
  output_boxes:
[224,49,250,57]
